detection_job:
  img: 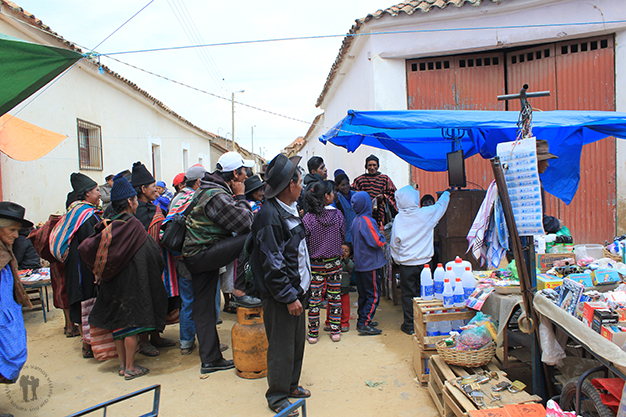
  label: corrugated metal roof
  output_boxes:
[0,0,233,151]
[315,0,502,108]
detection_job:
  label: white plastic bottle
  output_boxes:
[426,311,439,337]
[442,266,454,299]
[434,263,445,300]
[462,266,476,299]
[440,278,454,336]
[421,264,434,301]
[451,309,463,332]
[453,277,464,307]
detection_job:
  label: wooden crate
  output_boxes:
[412,335,436,385]
[428,355,541,417]
[413,298,476,350]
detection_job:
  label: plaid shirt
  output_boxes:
[204,191,252,234]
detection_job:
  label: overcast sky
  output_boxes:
[14,0,397,160]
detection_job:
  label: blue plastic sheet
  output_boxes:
[319,110,626,204]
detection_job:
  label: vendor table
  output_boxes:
[481,291,526,368]
[22,279,51,323]
[534,293,626,380]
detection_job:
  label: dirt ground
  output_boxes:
[1,293,439,417]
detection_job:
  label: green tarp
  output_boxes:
[0,33,82,116]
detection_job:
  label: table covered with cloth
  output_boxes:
[481,291,524,347]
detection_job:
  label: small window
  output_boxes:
[561,45,568,54]
[511,55,517,64]
[590,41,598,50]
[443,60,450,69]
[77,119,103,171]
[601,39,608,48]
[484,57,491,66]
[536,51,542,59]
[544,49,550,57]
[493,56,499,65]
[468,59,474,67]
[527,52,534,61]
[411,63,418,71]
[519,54,525,63]
[476,58,482,67]
[428,62,434,70]
[435,61,442,70]
[459,59,466,68]
[419,62,426,71]
[571,44,579,53]
[581,42,588,52]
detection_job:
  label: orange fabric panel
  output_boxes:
[0,114,66,161]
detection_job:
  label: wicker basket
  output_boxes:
[435,339,496,368]
[603,248,622,262]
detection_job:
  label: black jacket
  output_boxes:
[299,172,325,214]
[15,228,41,270]
[250,198,308,304]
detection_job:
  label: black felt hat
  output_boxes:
[131,161,155,188]
[70,172,97,195]
[0,202,33,228]
[264,155,302,199]
[244,175,265,195]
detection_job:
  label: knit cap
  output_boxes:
[131,161,155,187]
[110,172,137,202]
[70,172,97,195]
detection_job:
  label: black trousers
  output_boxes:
[262,296,306,409]
[184,234,248,364]
[399,264,424,331]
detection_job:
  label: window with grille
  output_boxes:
[77,119,103,170]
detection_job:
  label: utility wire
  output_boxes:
[97,19,626,57]
[92,0,155,50]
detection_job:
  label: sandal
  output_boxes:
[180,344,195,356]
[65,324,80,338]
[341,326,350,333]
[331,333,341,342]
[138,344,160,357]
[124,365,150,381]
[151,338,176,348]
[220,343,229,352]
[289,386,311,398]
[306,336,317,345]
[82,347,94,359]
[118,366,125,377]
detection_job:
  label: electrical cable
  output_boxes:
[91,0,155,50]
[96,19,626,57]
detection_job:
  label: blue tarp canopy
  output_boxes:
[319,109,626,204]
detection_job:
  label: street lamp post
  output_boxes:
[231,90,244,150]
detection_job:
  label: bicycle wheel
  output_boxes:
[560,378,615,417]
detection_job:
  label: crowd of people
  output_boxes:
[0,150,452,417]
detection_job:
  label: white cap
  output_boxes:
[217,152,254,172]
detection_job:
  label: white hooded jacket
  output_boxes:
[390,186,450,266]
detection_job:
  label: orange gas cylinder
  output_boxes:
[231,306,268,379]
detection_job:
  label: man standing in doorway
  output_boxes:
[353,154,398,227]
[250,154,311,417]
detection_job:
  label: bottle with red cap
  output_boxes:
[433,263,445,300]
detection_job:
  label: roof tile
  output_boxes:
[315,0,502,107]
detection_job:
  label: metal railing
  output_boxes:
[67,384,160,417]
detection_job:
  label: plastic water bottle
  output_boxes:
[426,311,439,337]
[440,278,454,336]
[434,263,445,300]
[453,277,464,307]
[421,264,434,301]
[442,266,454,297]
[451,309,463,332]
[462,266,476,299]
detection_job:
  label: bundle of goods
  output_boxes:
[436,313,498,367]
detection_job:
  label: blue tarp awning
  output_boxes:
[319,110,626,204]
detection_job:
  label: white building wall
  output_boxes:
[303,0,626,207]
[0,20,214,223]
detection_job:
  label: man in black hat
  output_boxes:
[249,154,311,417]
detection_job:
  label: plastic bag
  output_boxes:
[546,399,576,417]
[457,326,492,351]
[539,315,566,366]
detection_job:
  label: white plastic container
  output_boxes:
[574,244,604,260]
[426,311,438,337]
[420,264,434,301]
[446,256,472,279]
[461,266,476,299]
[451,309,463,332]
[453,277,464,307]
[434,263,445,300]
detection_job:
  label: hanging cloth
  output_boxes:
[466,181,498,265]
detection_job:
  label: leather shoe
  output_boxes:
[400,324,415,335]
[358,324,382,335]
[289,386,311,398]
[370,321,378,327]
[200,358,235,374]
[271,401,299,417]
[230,294,262,308]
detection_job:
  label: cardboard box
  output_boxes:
[536,253,573,272]
[568,272,594,287]
[537,274,563,290]
[592,309,619,333]
[583,301,609,327]
[592,269,621,286]
[600,325,626,347]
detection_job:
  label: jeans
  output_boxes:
[176,260,196,349]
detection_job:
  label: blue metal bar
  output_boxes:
[66,384,160,417]
[575,366,605,416]
[275,399,307,417]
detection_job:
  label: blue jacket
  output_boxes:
[350,191,387,272]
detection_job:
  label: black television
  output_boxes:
[447,149,466,189]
